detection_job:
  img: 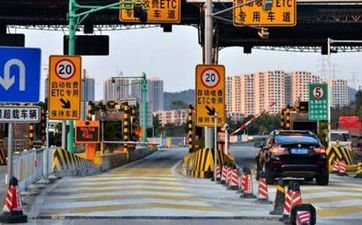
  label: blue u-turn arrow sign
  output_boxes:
[0,47,41,103]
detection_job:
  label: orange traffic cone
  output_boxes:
[256,175,271,204]
[338,160,348,176]
[332,158,339,174]
[240,167,255,198]
[228,167,239,190]
[0,177,27,223]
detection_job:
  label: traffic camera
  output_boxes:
[258,27,269,39]
[262,0,273,11]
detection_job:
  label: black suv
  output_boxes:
[255,130,329,185]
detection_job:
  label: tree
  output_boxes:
[170,100,188,110]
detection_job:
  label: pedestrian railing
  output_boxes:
[12,147,52,192]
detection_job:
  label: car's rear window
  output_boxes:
[275,135,319,145]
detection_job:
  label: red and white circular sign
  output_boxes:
[201,68,220,88]
[55,59,76,80]
[312,86,325,99]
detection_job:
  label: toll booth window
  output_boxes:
[331,133,350,142]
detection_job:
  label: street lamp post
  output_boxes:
[65,0,146,152]
[326,38,362,131]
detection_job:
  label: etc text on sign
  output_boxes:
[233,0,296,27]
[119,0,181,23]
[48,55,82,120]
[308,83,328,121]
[195,64,225,127]
[0,47,41,103]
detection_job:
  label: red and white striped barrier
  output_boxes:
[221,165,227,184]
[332,158,339,174]
[228,168,239,190]
[241,168,255,198]
[296,211,311,225]
[256,177,270,203]
[226,166,232,186]
[338,160,348,176]
[215,164,221,180]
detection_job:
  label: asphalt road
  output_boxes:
[2,144,361,225]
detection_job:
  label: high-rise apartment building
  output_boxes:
[255,71,286,114]
[103,76,129,101]
[226,77,232,112]
[82,77,95,102]
[289,71,321,104]
[226,71,350,115]
[329,79,349,107]
[131,77,164,112]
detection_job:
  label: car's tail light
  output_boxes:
[270,147,286,154]
[314,147,326,154]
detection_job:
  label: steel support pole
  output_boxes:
[204,0,214,149]
[142,73,148,145]
[7,123,13,183]
[327,37,331,132]
[214,113,218,181]
[66,0,77,153]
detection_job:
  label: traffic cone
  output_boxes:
[240,166,248,194]
[280,181,294,222]
[256,175,271,204]
[338,160,348,176]
[291,204,317,225]
[220,165,227,185]
[0,177,27,223]
[236,171,244,193]
[281,181,303,223]
[226,165,232,187]
[270,178,285,215]
[240,167,255,198]
[215,164,222,182]
[331,158,339,174]
[228,167,239,190]
[354,162,362,178]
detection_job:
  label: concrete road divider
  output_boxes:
[182,148,215,178]
[270,178,285,215]
[0,177,27,223]
[355,162,362,178]
[290,204,316,225]
[327,144,353,170]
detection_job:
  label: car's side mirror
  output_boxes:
[253,141,263,148]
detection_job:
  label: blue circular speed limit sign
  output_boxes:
[312,86,325,99]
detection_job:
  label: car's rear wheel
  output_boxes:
[316,167,329,185]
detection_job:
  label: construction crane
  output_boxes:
[230,102,276,136]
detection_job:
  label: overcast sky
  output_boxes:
[15,25,362,101]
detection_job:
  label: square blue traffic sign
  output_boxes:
[0,47,41,103]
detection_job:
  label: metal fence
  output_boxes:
[12,147,53,191]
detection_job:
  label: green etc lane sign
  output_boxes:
[308,83,328,121]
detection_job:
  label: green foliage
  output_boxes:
[228,113,280,135]
[170,100,188,110]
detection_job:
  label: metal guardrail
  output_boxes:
[12,148,53,192]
